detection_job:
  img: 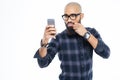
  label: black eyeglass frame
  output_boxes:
[62,13,81,21]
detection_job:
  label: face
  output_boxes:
[62,5,82,35]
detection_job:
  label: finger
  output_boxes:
[48,30,56,35]
[44,25,56,38]
[45,32,56,39]
[73,24,77,30]
[47,27,56,32]
[48,25,55,27]
[48,27,56,31]
[45,26,50,32]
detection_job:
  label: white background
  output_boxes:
[0,0,120,80]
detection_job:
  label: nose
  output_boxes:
[67,17,72,22]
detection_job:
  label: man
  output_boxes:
[34,2,110,80]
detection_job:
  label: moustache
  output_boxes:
[66,22,74,27]
[65,22,76,35]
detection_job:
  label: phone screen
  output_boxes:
[47,19,55,26]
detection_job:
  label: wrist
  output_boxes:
[42,38,49,44]
[83,31,91,40]
[41,39,49,48]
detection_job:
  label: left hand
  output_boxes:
[73,23,87,36]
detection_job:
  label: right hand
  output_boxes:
[42,25,56,44]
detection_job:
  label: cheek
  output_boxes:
[76,18,81,23]
[73,20,79,23]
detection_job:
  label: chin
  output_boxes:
[66,26,76,35]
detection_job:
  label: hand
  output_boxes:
[42,25,56,44]
[73,23,87,36]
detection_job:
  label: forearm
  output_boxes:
[39,47,47,58]
[94,39,110,58]
[85,27,110,58]
[87,34,98,49]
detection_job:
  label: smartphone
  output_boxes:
[47,19,55,26]
[47,19,56,37]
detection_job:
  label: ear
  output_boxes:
[80,13,84,19]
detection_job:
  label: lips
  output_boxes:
[67,22,74,27]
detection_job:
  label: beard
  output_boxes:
[65,20,81,35]
[65,22,76,35]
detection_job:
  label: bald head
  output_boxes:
[64,2,82,14]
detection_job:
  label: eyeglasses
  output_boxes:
[62,13,81,21]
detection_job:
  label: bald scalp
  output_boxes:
[64,2,82,13]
